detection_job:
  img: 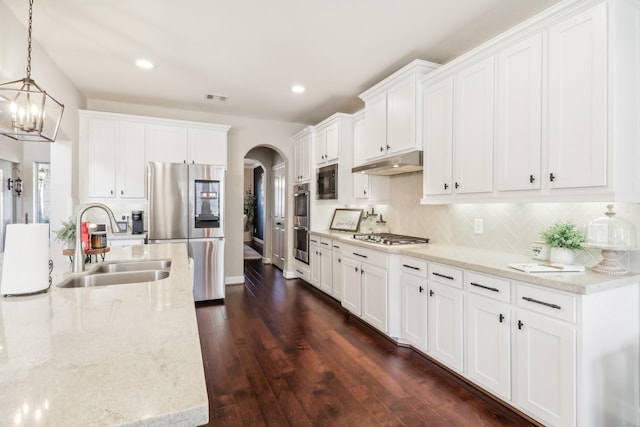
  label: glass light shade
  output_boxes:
[584,204,636,249]
[0,78,64,142]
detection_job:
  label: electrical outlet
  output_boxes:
[474,219,484,235]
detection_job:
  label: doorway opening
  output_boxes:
[243,146,286,271]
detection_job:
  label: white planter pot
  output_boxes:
[243,231,252,242]
[549,247,575,264]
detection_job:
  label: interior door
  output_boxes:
[271,164,285,270]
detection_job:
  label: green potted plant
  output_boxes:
[244,188,257,242]
[54,216,77,250]
[540,221,585,264]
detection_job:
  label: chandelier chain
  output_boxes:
[26,0,33,79]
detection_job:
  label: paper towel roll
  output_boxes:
[1,223,51,296]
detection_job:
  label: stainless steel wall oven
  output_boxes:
[293,183,310,264]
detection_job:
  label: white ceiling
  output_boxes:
[2,0,561,125]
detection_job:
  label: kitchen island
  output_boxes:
[0,243,208,426]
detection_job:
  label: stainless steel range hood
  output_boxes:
[351,151,423,176]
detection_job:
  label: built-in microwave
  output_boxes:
[317,164,338,200]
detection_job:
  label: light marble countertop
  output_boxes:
[0,243,208,426]
[310,230,640,294]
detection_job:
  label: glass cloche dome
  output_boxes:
[584,205,637,275]
[584,204,636,249]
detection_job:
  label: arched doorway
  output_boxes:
[243,146,287,271]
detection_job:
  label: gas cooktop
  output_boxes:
[352,233,429,245]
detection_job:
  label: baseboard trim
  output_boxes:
[225,276,245,285]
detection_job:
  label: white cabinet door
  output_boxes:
[547,3,607,190]
[364,92,387,161]
[495,34,542,192]
[422,76,454,196]
[401,273,428,351]
[117,121,146,199]
[319,246,333,295]
[466,293,511,400]
[85,118,117,199]
[294,134,311,182]
[309,244,321,288]
[353,173,369,200]
[188,127,227,166]
[353,115,367,166]
[514,309,576,427]
[387,77,415,155]
[146,124,189,163]
[427,281,464,372]
[453,57,495,194]
[325,122,340,163]
[341,257,362,316]
[314,128,327,165]
[332,252,343,301]
[361,263,388,333]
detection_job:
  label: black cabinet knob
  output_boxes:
[549,173,556,182]
[518,320,524,330]
[419,286,424,293]
[529,175,535,183]
[444,183,448,190]
[454,182,460,189]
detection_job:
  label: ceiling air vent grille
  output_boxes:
[204,94,228,102]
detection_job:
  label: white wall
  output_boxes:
[87,99,303,283]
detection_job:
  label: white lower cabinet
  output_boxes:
[319,245,333,295]
[341,256,362,316]
[340,243,390,333]
[309,242,321,289]
[427,280,464,372]
[514,309,575,427]
[465,293,511,400]
[331,251,344,301]
[401,272,428,352]
[361,263,388,333]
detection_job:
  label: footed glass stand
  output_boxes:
[583,244,636,275]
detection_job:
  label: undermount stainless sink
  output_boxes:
[91,259,172,274]
[57,270,170,288]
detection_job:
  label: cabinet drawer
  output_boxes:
[466,271,510,303]
[309,235,320,245]
[331,240,343,253]
[401,257,428,278]
[429,262,463,289]
[294,264,310,282]
[516,282,576,323]
[320,237,333,248]
[342,243,389,269]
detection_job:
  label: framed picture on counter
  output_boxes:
[329,208,363,232]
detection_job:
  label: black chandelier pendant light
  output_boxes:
[0,0,64,143]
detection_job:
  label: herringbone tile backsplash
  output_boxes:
[387,172,640,270]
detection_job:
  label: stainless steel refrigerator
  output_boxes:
[148,162,225,301]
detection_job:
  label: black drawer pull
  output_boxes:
[522,296,561,310]
[402,264,421,271]
[353,252,368,259]
[333,245,340,249]
[432,272,454,281]
[296,269,304,274]
[470,282,500,293]
[321,242,329,246]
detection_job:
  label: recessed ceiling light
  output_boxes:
[135,59,154,70]
[291,84,305,94]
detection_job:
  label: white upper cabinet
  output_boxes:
[146,121,229,166]
[146,124,188,163]
[453,57,495,194]
[80,110,229,202]
[495,34,543,192]
[546,3,607,190]
[422,57,494,199]
[359,60,440,162]
[315,122,339,165]
[421,0,640,203]
[80,111,146,201]
[422,77,454,196]
[293,128,311,183]
[188,126,229,166]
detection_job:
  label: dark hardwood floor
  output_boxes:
[196,260,535,426]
